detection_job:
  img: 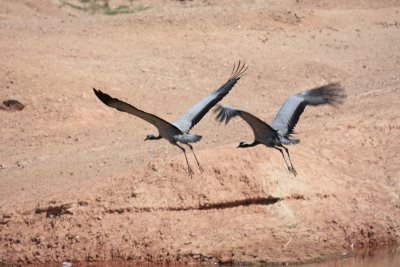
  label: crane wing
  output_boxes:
[215,105,277,142]
[173,61,247,132]
[271,82,346,136]
[93,88,179,133]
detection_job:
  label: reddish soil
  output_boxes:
[1,0,399,265]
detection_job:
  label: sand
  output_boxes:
[0,0,399,265]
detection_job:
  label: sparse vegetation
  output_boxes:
[59,0,149,15]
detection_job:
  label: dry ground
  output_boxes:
[1,0,400,265]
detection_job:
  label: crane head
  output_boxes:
[144,134,161,141]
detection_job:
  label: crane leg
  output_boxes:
[187,144,204,173]
[175,143,194,178]
[278,145,297,176]
[273,146,296,176]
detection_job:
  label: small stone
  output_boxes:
[3,213,12,219]
[78,201,89,206]
[1,99,25,111]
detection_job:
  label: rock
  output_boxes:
[0,99,25,111]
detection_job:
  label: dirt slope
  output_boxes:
[0,0,399,265]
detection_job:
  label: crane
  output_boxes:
[93,61,247,176]
[215,83,346,176]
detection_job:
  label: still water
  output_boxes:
[300,246,400,267]
[52,246,400,267]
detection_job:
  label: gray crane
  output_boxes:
[215,83,346,176]
[93,61,247,176]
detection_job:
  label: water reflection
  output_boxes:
[302,246,400,267]
[30,246,400,267]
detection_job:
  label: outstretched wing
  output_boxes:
[215,105,277,142]
[173,61,248,132]
[271,82,346,135]
[93,88,180,133]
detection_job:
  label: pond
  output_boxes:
[38,246,400,267]
[302,246,400,267]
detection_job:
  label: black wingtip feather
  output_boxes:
[231,61,237,76]
[214,105,239,125]
[93,88,113,106]
[229,60,248,81]
[300,82,347,107]
[323,82,347,106]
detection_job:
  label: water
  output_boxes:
[301,246,400,267]
[32,246,400,267]
[100,247,400,266]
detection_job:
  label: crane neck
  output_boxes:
[238,141,259,148]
